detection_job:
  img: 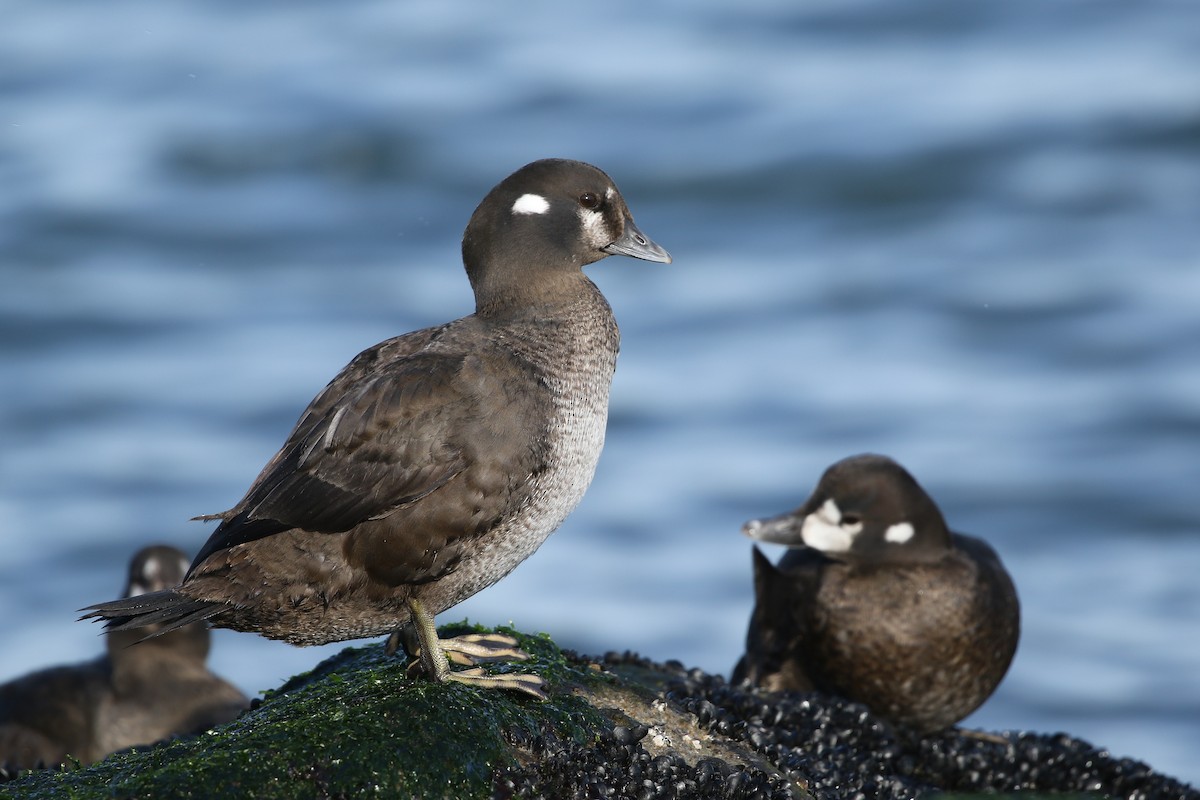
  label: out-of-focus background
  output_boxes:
[1,0,1197,785]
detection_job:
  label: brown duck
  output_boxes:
[84,159,670,699]
[733,454,1019,733]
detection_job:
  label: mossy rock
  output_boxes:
[0,624,775,799]
[1,624,1194,800]
[0,625,595,799]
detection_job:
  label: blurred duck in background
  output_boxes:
[0,545,248,773]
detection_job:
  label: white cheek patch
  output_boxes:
[129,555,188,596]
[801,512,852,552]
[512,193,550,215]
[885,521,915,544]
[578,207,608,247]
[143,556,162,584]
[800,499,862,553]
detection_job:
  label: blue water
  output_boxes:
[2,0,1198,786]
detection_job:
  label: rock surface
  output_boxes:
[1,624,1195,800]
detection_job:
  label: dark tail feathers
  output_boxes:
[80,589,223,638]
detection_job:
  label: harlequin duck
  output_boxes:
[84,159,671,700]
[1,546,248,772]
[732,454,1019,733]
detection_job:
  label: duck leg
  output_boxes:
[386,623,531,666]
[398,598,548,700]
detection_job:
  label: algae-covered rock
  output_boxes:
[1,624,1195,800]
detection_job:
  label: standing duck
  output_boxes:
[84,159,671,699]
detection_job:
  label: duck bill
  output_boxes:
[741,511,804,545]
[603,218,672,263]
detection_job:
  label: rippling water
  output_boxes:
[2,0,1198,786]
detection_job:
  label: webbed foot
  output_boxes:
[398,600,547,701]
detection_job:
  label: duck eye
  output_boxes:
[578,192,600,210]
[841,515,861,527]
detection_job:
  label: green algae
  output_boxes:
[0,625,610,800]
[3,628,1163,800]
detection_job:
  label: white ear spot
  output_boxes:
[512,193,550,215]
[801,499,862,552]
[885,521,915,544]
[128,581,150,597]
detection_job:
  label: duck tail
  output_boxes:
[80,590,223,637]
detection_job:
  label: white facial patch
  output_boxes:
[800,498,863,553]
[577,205,607,247]
[137,555,163,593]
[129,554,188,596]
[512,193,550,215]
[885,521,915,544]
